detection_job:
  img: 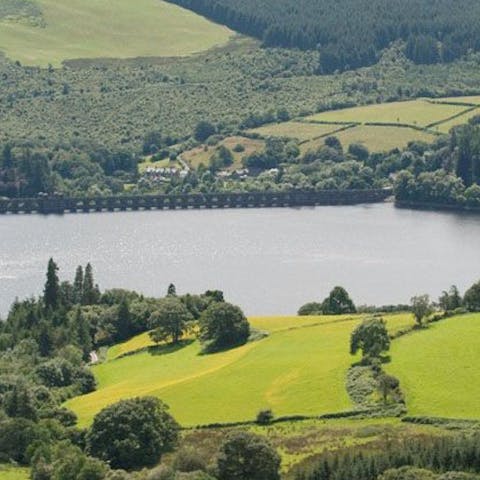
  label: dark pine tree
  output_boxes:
[82,263,99,305]
[115,298,131,342]
[73,265,84,304]
[43,258,59,310]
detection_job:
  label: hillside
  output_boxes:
[387,313,480,419]
[66,313,415,427]
[0,0,233,66]
[166,0,480,72]
[249,96,480,153]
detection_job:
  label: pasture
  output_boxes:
[300,125,437,153]
[249,121,345,142]
[387,313,480,419]
[434,108,480,133]
[67,313,414,428]
[305,100,467,127]
[0,465,30,480]
[0,0,233,66]
[182,136,265,170]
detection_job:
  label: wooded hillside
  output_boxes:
[166,0,480,72]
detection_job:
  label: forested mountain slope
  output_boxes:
[166,0,480,72]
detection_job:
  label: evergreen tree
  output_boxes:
[167,283,177,296]
[4,381,37,420]
[2,143,13,169]
[115,298,131,342]
[38,320,54,357]
[43,258,60,310]
[82,263,99,305]
[73,307,92,358]
[73,265,84,304]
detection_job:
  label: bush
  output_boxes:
[379,467,437,480]
[75,367,97,394]
[146,465,175,480]
[298,302,323,315]
[87,397,179,470]
[256,409,274,425]
[216,431,281,480]
[173,447,207,473]
[233,144,245,153]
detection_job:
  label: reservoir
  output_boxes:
[1,203,479,316]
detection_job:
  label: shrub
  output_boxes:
[173,447,207,473]
[216,431,281,480]
[233,144,245,153]
[298,302,323,315]
[256,409,274,425]
[146,465,175,480]
[379,466,437,480]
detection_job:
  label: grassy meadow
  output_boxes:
[387,313,480,419]
[182,136,265,170]
[305,99,468,127]
[67,313,414,428]
[0,465,30,480]
[248,97,480,153]
[249,122,345,142]
[0,0,233,66]
[300,125,437,153]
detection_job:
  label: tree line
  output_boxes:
[394,120,480,208]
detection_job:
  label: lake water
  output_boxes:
[1,203,479,317]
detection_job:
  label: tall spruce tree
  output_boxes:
[115,298,131,342]
[82,263,99,305]
[73,265,84,304]
[43,258,60,310]
[73,307,92,358]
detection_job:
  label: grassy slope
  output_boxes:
[300,125,437,153]
[306,100,467,127]
[0,465,30,480]
[0,0,233,66]
[250,122,343,142]
[387,313,480,419]
[182,136,265,170]
[67,314,414,427]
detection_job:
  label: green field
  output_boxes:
[435,96,480,105]
[0,0,233,66]
[300,125,437,153]
[67,313,414,427]
[305,99,468,127]
[0,465,30,480]
[182,136,265,170]
[251,97,480,153]
[434,108,480,133]
[387,313,480,419]
[249,122,345,142]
